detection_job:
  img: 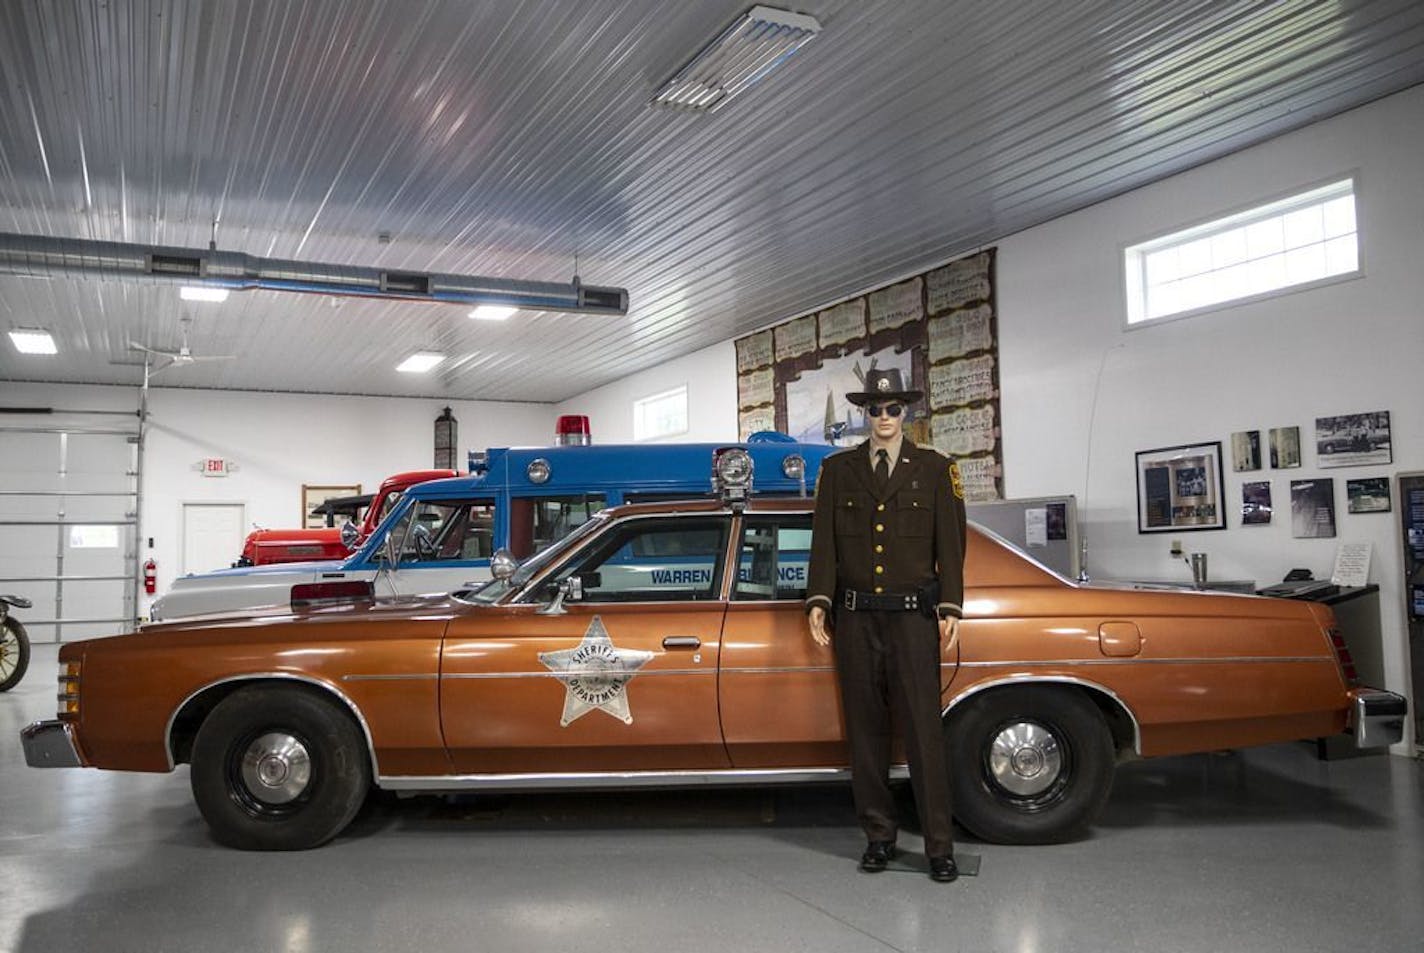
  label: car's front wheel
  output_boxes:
[946,685,1115,844]
[189,685,371,850]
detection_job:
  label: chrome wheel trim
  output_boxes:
[987,721,1063,797]
[239,732,312,805]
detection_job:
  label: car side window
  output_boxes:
[734,516,812,602]
[507,495,607,559]
[556,516,730,603]
[394,499,496,563]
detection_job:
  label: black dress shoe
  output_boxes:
[928,855,959,883]
[859,840,897,873]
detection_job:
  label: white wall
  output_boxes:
[555,339,738,443]
[562,85,1424,752]
[4,380,556,610]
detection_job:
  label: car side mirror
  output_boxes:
[538,573,593,616]
[340,520,361,551]
[490,548,519,581]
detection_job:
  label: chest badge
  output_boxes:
[539,616,655,727]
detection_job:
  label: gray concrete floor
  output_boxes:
[3,643,1422,953]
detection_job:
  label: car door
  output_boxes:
[718,513,849,768]
[440,513,733,775]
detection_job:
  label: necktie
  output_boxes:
[874,448,889,488]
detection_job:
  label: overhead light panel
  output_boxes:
[9,328,57,354]
[397,352,445,373]
[180,285,230,303]
[469,305,516,321]
[652,5,821,112]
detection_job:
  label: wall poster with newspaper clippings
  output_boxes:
[733,249,1002,501]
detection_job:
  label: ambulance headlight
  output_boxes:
[781,454,805,481]
[713,448,754,498]
[526,458,551,484]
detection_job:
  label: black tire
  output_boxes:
[946,685,1115,844]
[0,617,30,692]
[189,685,371,850]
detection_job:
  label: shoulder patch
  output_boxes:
[949,461,965,500]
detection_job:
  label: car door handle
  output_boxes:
[662,636,701,649]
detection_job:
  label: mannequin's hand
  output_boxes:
[939,616,960,654]
[808,606,829,646]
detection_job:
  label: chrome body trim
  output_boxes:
[943,674,1143,756]
[21,720,83,768]
[378,764,908,792]
[720,665,838,676]
[341,673,439,682]
[957,655,1329,668]
[1353,690,1407,748]
[163,672,381,778]
[439,667,710,680]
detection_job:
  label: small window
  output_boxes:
[734,516,812,602]
[392,499,496,563]
[69,525,120,549]
[556,516,729,603]
[633,386,689,442]
[507,495,607,559]
[1124,178,1358,325]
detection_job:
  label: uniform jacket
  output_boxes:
[805,438,967,619]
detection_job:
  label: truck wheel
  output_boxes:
[0,617,30,692]
[946,685,1114,844]
[189,685,370,850]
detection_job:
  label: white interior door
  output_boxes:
[182,503,246,575]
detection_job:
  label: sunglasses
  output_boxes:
[866,403,904,418]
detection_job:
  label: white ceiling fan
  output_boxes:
[128,316,237,378]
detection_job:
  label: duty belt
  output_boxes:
[841,588,920,612]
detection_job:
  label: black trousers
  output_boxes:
[832,607,954,857]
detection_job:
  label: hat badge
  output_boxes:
[876,377,890,392]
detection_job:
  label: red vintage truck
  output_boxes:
[235,469,457,566]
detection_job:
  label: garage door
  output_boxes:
[0,410,142,643]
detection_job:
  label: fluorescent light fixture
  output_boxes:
[397,352,445,373]
[9,328,57,354]
[180,285,230,303]
[652,5,821,112]
[469,305,516,321]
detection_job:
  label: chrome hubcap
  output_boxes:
[240,732,312,805]
[988,721,1062,796]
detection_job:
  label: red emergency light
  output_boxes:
[555,415,592,446]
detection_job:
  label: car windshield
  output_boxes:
[453,513,609,604]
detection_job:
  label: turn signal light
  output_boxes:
[57,660,81,718]
[1328,628,1359,686]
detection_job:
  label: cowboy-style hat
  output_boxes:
[846,367,923,406]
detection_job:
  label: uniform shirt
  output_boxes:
[868,434,904,478]
[805,438,968,620]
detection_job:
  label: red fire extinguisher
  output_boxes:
[143,558,157,595]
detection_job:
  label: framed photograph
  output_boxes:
[1346,477,1391,513]
[1231,430,1261,472]
[1242,481,1273,525]
[1316,411,1392,468]
[1269,426,1301,468]
[302,483,362,529]
[1135,442,1226,533]
[1291,479,1336,538]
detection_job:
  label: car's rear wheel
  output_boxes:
[189,685,370,850]
[0,617,30,692]
[946,685,1114,844]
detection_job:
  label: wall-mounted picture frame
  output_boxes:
[1136,441,1226,533]
[1291,479,1336,538]
[302,483,362,529]
[1317,411,1392,469]
[1269,426,1301,468]
[1242,480,1272,525]
[1231,430,1261,472]
[1347,477,1392,513]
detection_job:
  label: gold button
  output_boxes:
[875,565,884,574]
[874,586,884,594]
[875,544,883,553]
[912,501,919,507]
[875,523,884,532]
[876,503,885,512]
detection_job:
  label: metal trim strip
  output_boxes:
[957,656,1329,667]
[378,764,909,792]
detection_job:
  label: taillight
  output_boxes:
[57,660,81,718]
[1327,628,1359,686]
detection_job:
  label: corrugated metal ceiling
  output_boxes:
[1,0,1421,401]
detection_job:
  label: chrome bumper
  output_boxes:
[1353,691,1407,749]
[21,720,83,768]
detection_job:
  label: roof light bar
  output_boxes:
[652,5,821,112]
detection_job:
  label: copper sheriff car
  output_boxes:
[22,460,1406,851]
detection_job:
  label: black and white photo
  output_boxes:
[1231,430,1261,471]
[1316,411,1392,468]
[1291,479,1336,538]
[1347,477,1392,513]
[1242,481,1272,525]
[1269,426,1301,468]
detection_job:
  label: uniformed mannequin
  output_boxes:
[805,367,967,883]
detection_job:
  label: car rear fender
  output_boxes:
[165,672,380,778]
[943,675,1142,757]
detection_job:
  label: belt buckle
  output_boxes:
[843,590,857,611]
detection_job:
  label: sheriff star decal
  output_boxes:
[539,616,654,727]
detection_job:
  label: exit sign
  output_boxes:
[194,458,237,477]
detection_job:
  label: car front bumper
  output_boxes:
[1353,690,1408,748]
[21,720,83,768]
